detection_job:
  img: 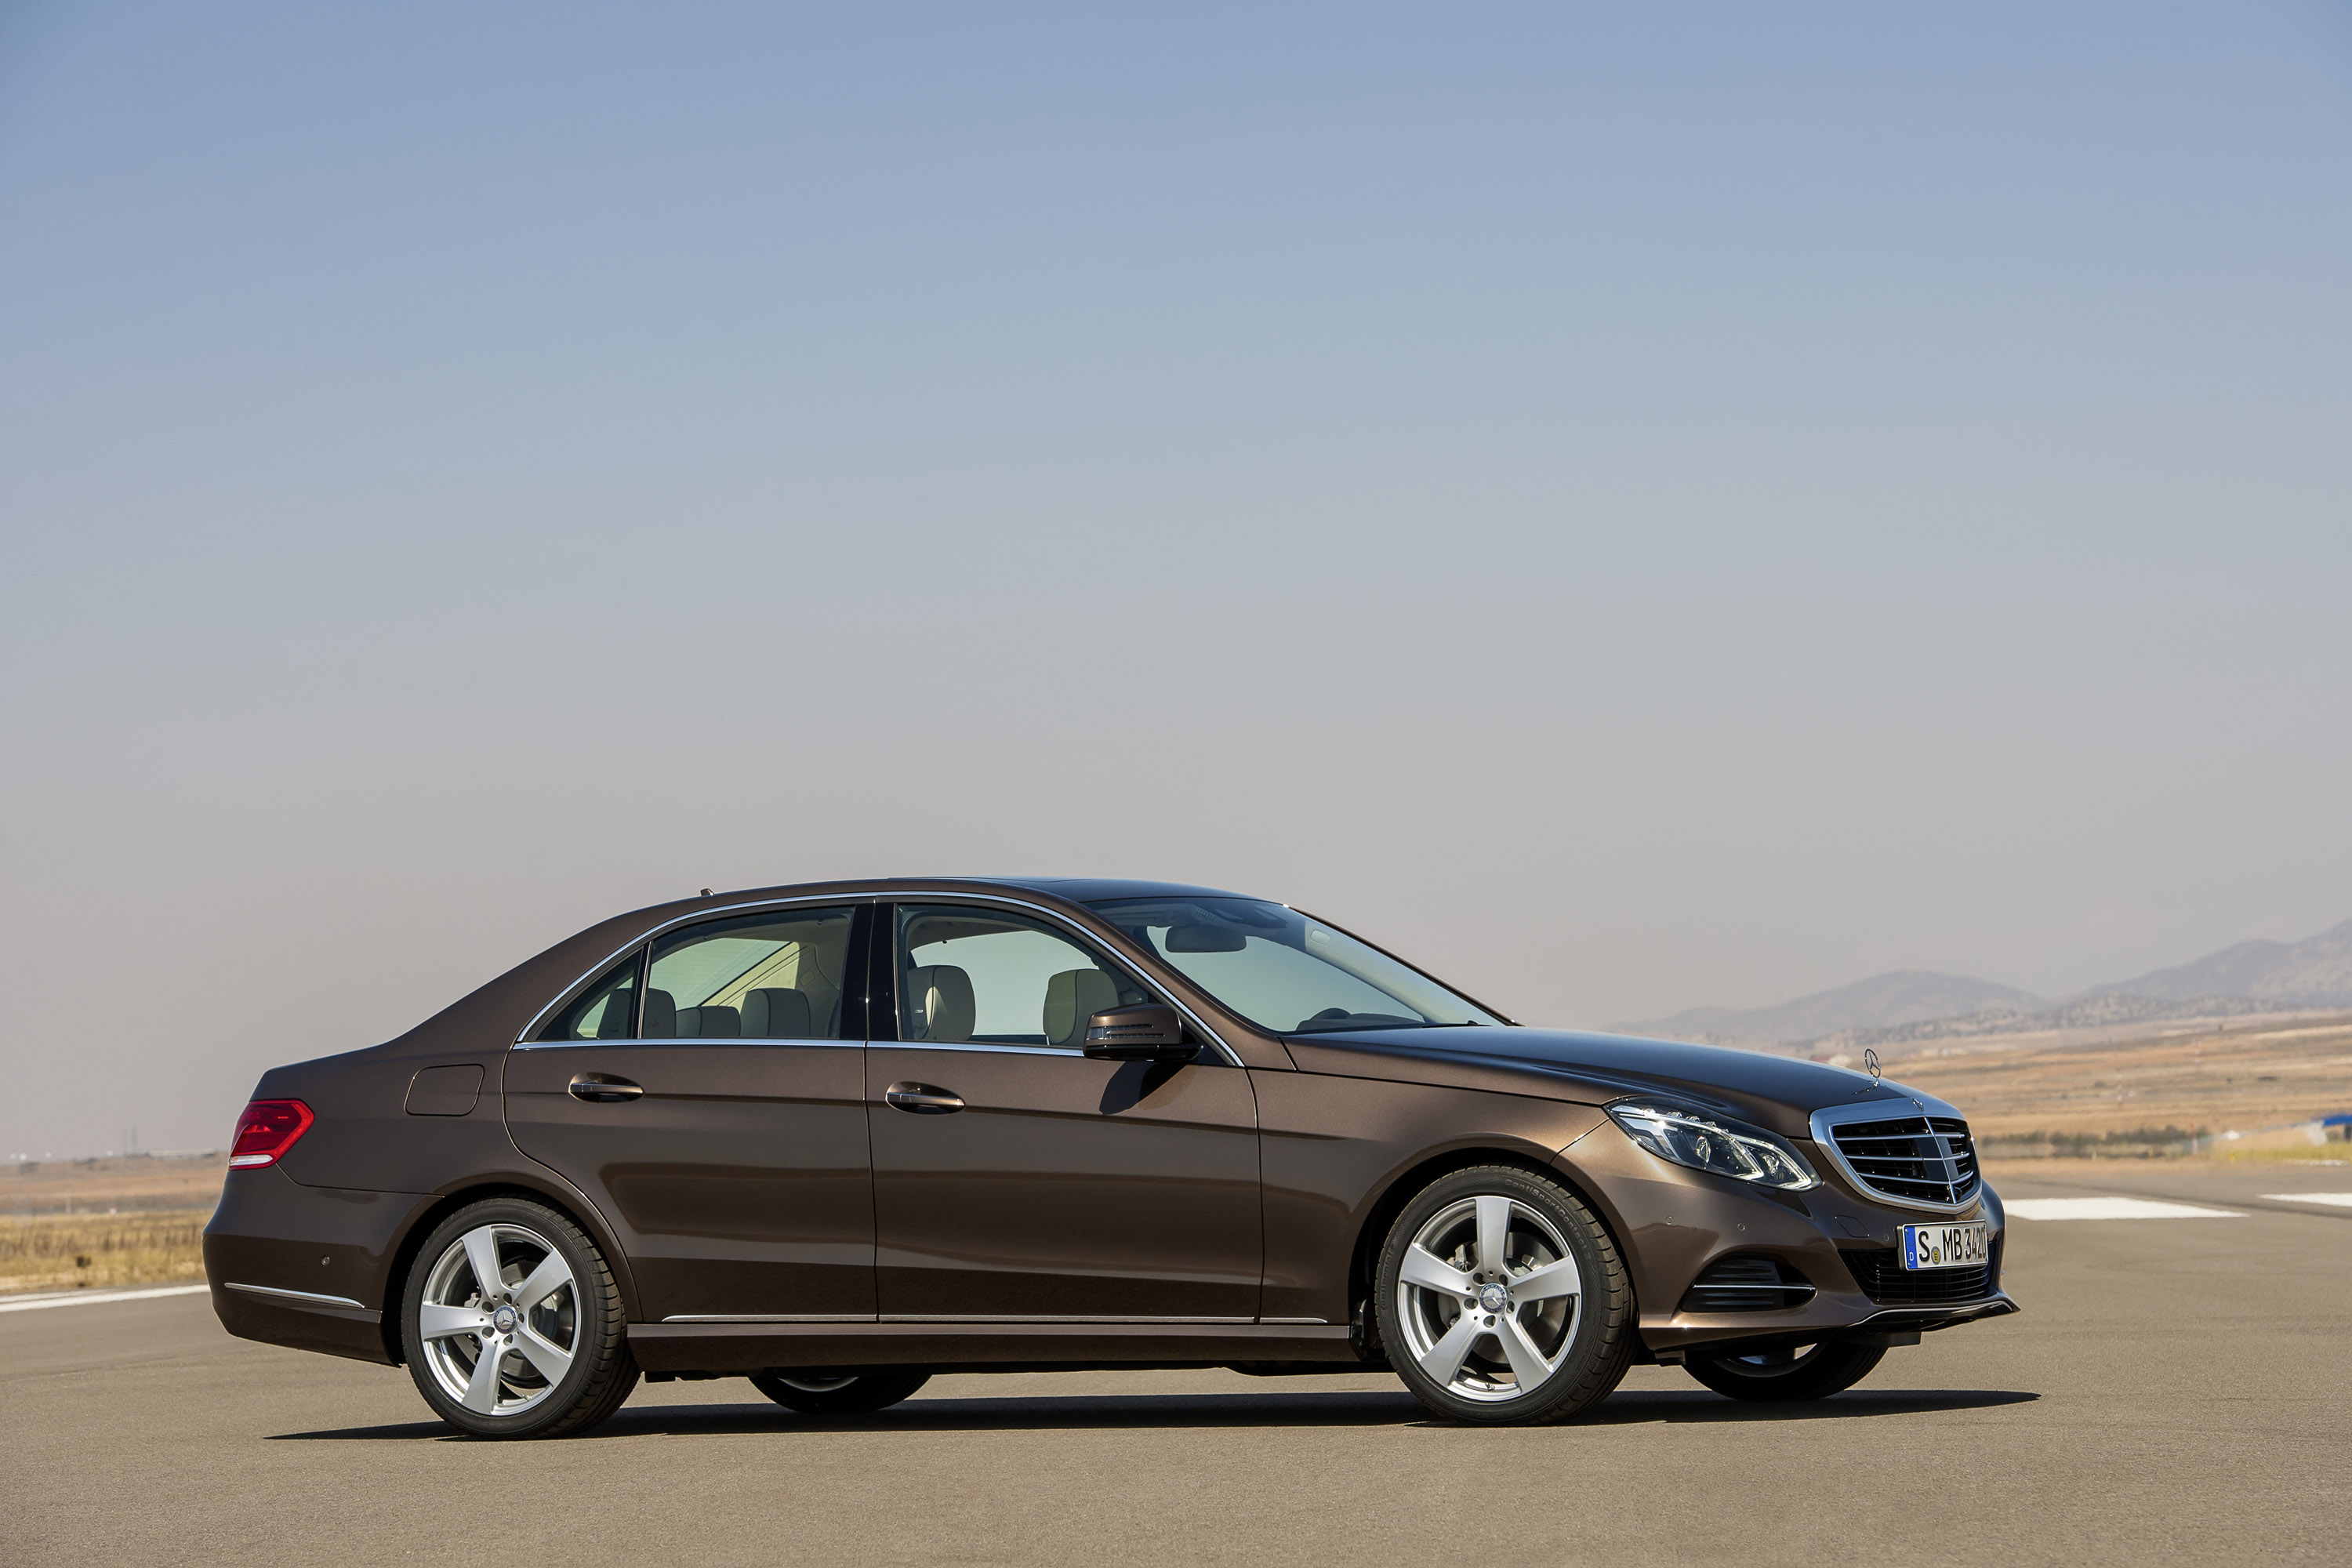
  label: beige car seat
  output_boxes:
[742,987,814,1040]
[905,965,975,1043]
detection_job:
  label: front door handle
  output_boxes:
[568,1073,644,1103]
[884,1082,964,1115]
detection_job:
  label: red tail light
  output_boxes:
[229,1100,314,1168]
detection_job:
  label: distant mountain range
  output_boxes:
[1619,971,2046,1047]
[2078,920,2352,1007]
[1610,917,2352,1048]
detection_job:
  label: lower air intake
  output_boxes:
[1840,1241,2002,1305]
[1676,1255,1817,1313]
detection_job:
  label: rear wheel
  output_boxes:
[400,1198,637,1439]
[1686,1340,1886,1402]
[750,1370,931,1414]
[1374,1165,1633,1425]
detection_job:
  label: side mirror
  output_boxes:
[1082,1004,1192,1061]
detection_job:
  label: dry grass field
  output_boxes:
[1882,1011,2352,1152]
[5,1151,229,1216]
[0,1209,212,1294]
[2,1153,227,1295]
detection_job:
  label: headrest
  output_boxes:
[1044,969,1120,1047]
[595,989,636,1038]
[676,1004,740,1038]
[641,989,677,1039]
[906,964,975,1044]
[742,987,812,1039]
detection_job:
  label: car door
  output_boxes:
[866,902,1262,1321]
[503,902,876,1323]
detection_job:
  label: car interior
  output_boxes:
[899,908,1144,1048]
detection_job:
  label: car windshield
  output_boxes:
[1086,896,1504,1035]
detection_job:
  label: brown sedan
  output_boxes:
[204,878,2016,1436]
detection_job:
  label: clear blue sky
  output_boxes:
[4,2,2349,1156]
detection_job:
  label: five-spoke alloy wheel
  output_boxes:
[1376,1166,1632,1425]
[401,1198,637,1439]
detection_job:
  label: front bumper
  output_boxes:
[1555,1121,2016,1361]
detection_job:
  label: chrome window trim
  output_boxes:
[870,1040,1083,1059]
[226,1282,368,1311]
[1808,1098,1981,1216]
[515,890,1241,1066]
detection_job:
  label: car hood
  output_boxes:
[1280,1026,1939,1140]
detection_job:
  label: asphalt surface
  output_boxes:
[5,1160,2348,1566]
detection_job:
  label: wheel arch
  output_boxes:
[376,1173,637,1365]
[1345,1145,1621,1341]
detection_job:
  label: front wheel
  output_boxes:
[750,1370,931,1414]
[399,1198,638,1439]
[1685,1340,1886,1402]
[1374,1165,1634,1425]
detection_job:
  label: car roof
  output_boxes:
[967,877,1253,904]
[699,876,1257,908]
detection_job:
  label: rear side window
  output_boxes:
[535,951,642,1042]
[644,907,858,1040]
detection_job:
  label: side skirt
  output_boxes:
[627,1319,1359,1375]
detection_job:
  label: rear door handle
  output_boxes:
[568,1073,644,1103]
[884,1082,964,1115]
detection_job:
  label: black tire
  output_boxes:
[1686,1341,1886,1403]
[399,1197,638,1439]
[750,1370,932,1414]
[1374,1165,1634,1425]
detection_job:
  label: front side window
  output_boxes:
[1088,896,1503,1036]
[644,907,858,1040]
[537,952,641,1041]
[897,905,1150,1048]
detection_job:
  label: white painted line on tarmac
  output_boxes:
[2005,1197,2245,1221]
[2259,1192,2352,1207]
[0,1285,210,1314]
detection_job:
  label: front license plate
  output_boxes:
[1900,1221,1989,1270]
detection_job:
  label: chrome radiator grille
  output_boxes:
[1825,1115,1979,1207]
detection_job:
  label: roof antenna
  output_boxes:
[700,887,713,897]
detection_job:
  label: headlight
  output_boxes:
[1607,1100,1819,1191]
